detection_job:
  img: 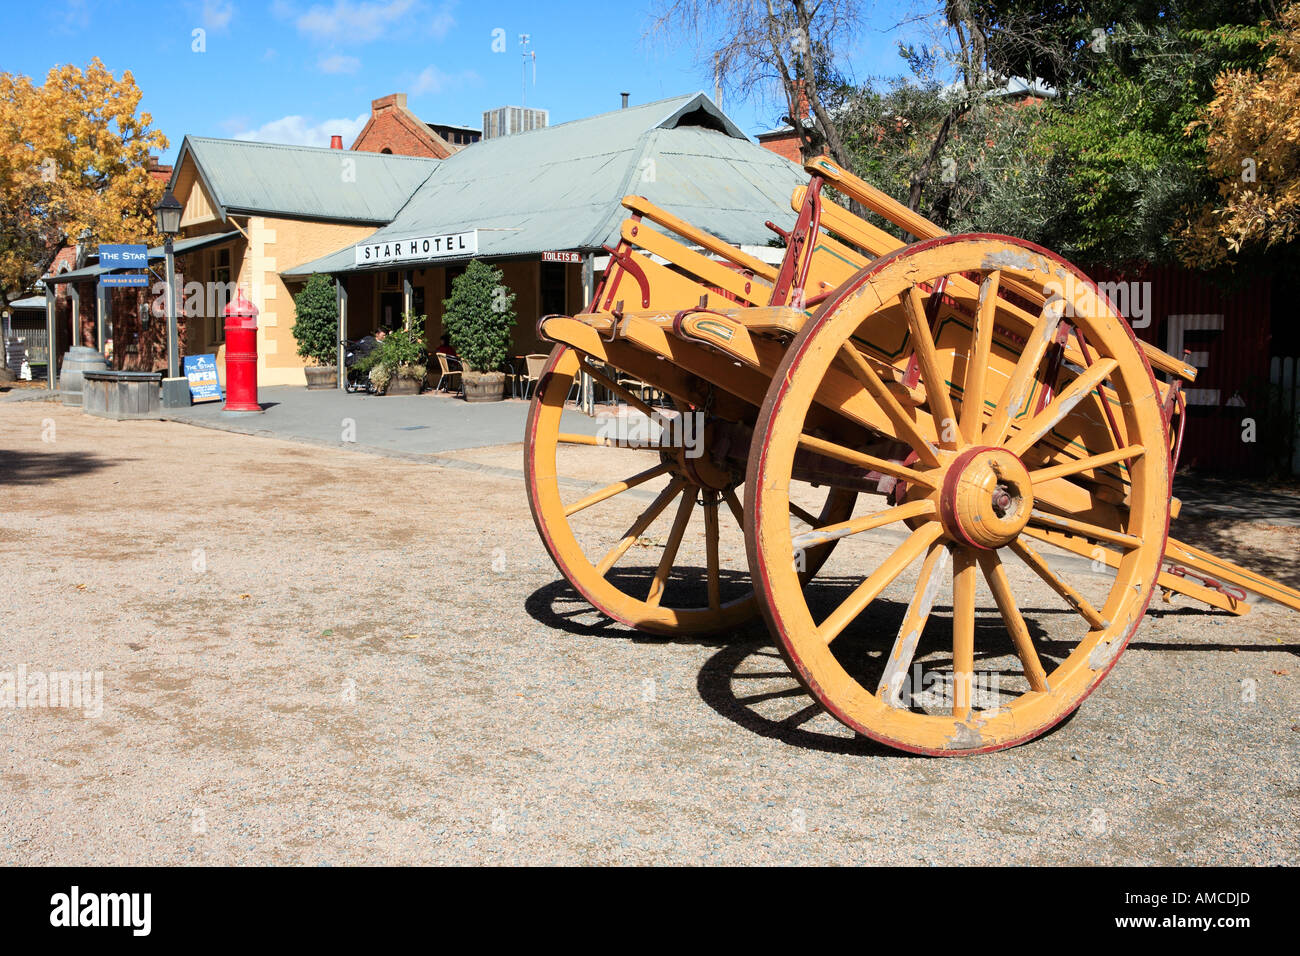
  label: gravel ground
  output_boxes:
[1,402,1297,865]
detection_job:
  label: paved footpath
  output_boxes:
[161,386,603,458]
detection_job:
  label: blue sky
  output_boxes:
[7,0,924,161]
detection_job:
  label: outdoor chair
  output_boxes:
[434,352,463,395]
[519,353,549,400]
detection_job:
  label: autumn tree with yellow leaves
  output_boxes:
[1182,4,1300,266]
[0,58,167,308]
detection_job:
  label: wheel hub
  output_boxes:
[938,446,1033,549]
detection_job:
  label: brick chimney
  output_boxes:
[373,93,407,114]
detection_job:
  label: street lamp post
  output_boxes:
[154,188,183,379]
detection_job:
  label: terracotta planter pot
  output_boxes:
[463,370,506,403]
[304,366,337,390]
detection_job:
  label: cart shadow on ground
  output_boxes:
[522,571,1160,756]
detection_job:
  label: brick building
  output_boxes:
[350,93,480,158]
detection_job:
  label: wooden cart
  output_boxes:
[524,156,1300,755]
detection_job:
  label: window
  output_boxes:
[209,247,231,343]
[540,262,567,317]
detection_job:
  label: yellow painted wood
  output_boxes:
[977,550,1050,691]
[902,284,960,446]
[745,235,1171,754]
[621,195,779,281]
[960,270,999,444]
[802,156,1197,382]
[621,220,770,306]
[1022,525,1247,616]
[1165,536,1300,613]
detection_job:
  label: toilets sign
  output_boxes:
[355,231,478,266]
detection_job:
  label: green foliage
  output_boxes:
[356,310,427,383]
[290,274,339,367]
[837,2,1287,269]
[442,259,516,373]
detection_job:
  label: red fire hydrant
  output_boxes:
[223,291,262,413]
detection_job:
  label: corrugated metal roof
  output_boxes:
[45,230,242,283]
[7,296,46,309]
[284,93,804,276]
[176,137,440,224]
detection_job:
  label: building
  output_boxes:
[285,92,808,360]
[43,139,440,386]
[37,93,806,389]
[351,93,480,158]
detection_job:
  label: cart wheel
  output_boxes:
[746,235,1171,754]
[527,345,855,637]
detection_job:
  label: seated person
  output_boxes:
[435,333,457,356]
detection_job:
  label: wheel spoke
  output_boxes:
[976,551,1050,692]
[704,494,721,611]
[1008,538,1108,630]
[646,487,697,607]
[563,462,672,517]
[595,479,686,576]
[901,285,960,447]
[960,270,1000,444]
[579,361,658,418]
[877,541,950,706]
[1005,358,1119,457]
[792,499,934,552]
[818,522,944,645]
[723,487,745,529]
[984,296,1066,446]
[1028,509,1141,550]
[788,500,821,527]
[556,433,664,449]
[798,433,937,488]
[1029,445,1145,485]
[837,343,941,466]
[951,546,978,720]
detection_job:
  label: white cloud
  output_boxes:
[230,112,368,148]
[410,64,477,95]
[318,54,361,74]
[295,0,417,44]
[201,0,235,31]
[428,0,455,39]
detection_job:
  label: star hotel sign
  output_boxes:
[355,230,479,266]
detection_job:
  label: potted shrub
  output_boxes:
[291,273,340,389]
[356,310,428,395]
[443,259,516,402]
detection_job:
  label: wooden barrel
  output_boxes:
[82,371,162,420]
[58,346,109,406]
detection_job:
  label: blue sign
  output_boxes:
[98,244,149,268]
[100,274,150,288]
[183,354,223,403]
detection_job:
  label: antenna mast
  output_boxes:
[520,34,536,107]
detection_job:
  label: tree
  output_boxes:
[840,1,1284,265]
[0,58,167,308]
[442,260,516,374]
[1181,4,1300,266]
[291,274,339,367]
[647,0,869,165]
